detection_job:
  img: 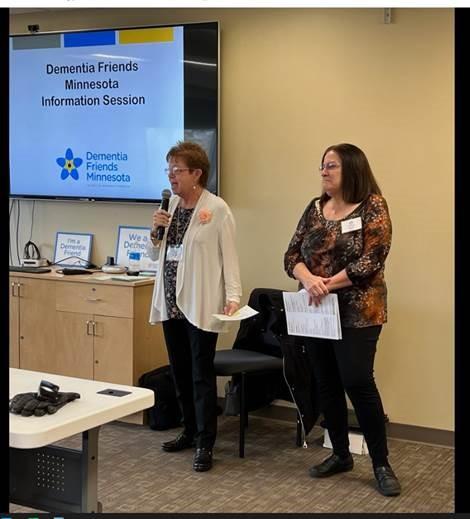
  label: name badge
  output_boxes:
[341,217,362,234]
[166,245,183,262]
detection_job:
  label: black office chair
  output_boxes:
[214,288,302,458]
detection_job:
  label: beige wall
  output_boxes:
[10,8,454,431]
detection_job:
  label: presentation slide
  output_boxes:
[10,26,184,201]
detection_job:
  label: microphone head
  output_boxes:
[161,189,172,200]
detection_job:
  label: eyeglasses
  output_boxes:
[164,166,193,176]
[319,162,340,172]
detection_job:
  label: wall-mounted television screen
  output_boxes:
[9,21,219,203]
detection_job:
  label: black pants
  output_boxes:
[307,325,389,467]
[162,318,218,449]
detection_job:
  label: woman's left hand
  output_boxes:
[224,301,239,316]
[308,277,332,306]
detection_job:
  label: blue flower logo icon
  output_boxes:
[56,148,83,180]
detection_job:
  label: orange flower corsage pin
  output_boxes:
[198,208,212,224]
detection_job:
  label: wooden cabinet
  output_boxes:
[9,276,57,372]
[9,277,20,368]
[54,310,133,385]
[54,281,135,384]
[9,271,167,421]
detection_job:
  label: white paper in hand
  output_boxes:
[282,289,342,340]
[212,305,259,322]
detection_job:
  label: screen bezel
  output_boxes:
[9,20,220,204]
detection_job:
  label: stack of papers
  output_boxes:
[282,289,342,340]
[93,274,150,283]
[110,275,150,283]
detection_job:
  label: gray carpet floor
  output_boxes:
[11,414,454,513]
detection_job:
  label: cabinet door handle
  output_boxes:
[92,321,97,336]
[11,282,16,297]
[86,297,102,302]
[16,283,23,297]
[86,320,93,335]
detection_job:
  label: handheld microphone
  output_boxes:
[155,189,172,241]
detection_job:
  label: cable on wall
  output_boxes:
[16,199,21,265]
[29,200,36,242]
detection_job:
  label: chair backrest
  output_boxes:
[227,288,294,412]
[230,288,319,434]
[233,288,289,358]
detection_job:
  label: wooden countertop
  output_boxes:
[9,268,156,287]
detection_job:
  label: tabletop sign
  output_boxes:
[54,232,93,266]
[116,225,159,272]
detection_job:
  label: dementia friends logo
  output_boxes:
[56,148,83,180]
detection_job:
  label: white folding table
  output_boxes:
[10,368,154,513]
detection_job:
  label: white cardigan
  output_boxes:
[147,189,242,333]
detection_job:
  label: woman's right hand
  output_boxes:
[293,263,329,305]
[152,209,171,231]
[302,273,329,298]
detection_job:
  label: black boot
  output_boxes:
[193,448,213,472]
[374,465,401,496]
[309,453,354,478]
[161,432,195,452]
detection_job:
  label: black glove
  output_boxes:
[9,390,80,417]
[44,391,80,415]
[9,392,38,416]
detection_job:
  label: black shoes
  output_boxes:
[162,433,213,472]
[161,432,195,452]
[309,454,401,496]
[309,453,354,478]
[374,465,401,497]
[193,447,213,472]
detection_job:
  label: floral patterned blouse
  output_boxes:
[164,206,194,319]
[284,194,392,328]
